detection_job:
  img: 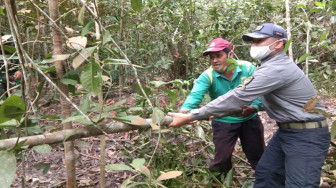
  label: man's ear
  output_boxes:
[229,51,234,58]
[275,40,285,49]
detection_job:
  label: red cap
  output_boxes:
[203,38,231,56]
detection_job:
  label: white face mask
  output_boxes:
[250,40,280,60]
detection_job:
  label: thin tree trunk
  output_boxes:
[48,0,76,187]
[285,0,293,59]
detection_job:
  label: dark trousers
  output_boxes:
[209,115,265,175]
[254,126,330,188]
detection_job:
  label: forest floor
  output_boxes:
[9,96,336,188]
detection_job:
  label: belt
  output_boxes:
[277,120,327,129]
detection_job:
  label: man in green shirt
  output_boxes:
[181,38,264,176]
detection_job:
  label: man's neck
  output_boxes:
[222,69,235,81]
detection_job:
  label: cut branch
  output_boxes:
[0,108,242,151]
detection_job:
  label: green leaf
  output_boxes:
[80,61,103,95]
[225,169,233,187]
[284,38,292,53]
[130,158,145,170]
[319,31,328,43]
[78,4,86,25]
[110,116,147,126]
[162,88,177,104]
[0,95,25,124]
[152,107,164,125]
[131,0,144,12]
[102,99,126,112]
[33,163,51,175]
[0,119,17,128]
[297,53,312,63]
[80,94,91,113]
[32,144,52,154]
[62,115,92,125]
[106,164,133,171]
[150,81,167,87]
[81,19,95,37]
[40,115,61,120]
[61,78,78,85]
[131,83,152,97]
[195,124,205,141]
[309,8,323,12]
[315,1,324,7]
[331,120,336,140]
[0,151,16,188]
[103,30,112,45]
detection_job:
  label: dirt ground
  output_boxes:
[9,96,336,188]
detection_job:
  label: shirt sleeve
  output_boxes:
[246,64,263,111]
[192,66,284,120]
[180,73,211,111]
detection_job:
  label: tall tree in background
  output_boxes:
[48,0,76,187]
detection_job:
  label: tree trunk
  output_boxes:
[48,0,76,187]
[285,0,293,60]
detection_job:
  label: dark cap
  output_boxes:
[242,23,287,42]
[203,38,231,56]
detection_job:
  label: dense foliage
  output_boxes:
[0,0,335,187]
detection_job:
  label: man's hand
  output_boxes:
[14,71,22,81]
[167,112,193,128]
[239,105,257,117]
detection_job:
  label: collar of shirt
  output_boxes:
[212,59,242,81]
[260,51,287,66]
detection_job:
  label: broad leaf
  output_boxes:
[152,107,164,125]
[32,144,52,154]
[131,0,144,12]
[103,30,112,45]
[131,83,152,97]
[297,53,311,63]
[0,119,17,128]
[139,165,151,177]
[0,95,25,124]
[284,38,292,53]
[0,151,16,188]
[33,163,51,175]
[225,169,233,187]
[302,95,318,112]
[195,124,205,141]
[156,171,182,181]
[130,158,145,170]
[106,164,133,171]
[62,115,92,125]
[111,116,147,126]
[72,46,96,69]
[80,61,103,95]
[60,78,78,85]
[78,4,86,25]
[150,81,167,87]
[66,36,87,50]
[1,35,12,42]
[41,54,70,64]
[331,121,336,140]
[81,19,95,37]
[319,31,328,43]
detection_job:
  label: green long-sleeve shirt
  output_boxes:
[181,60,263,123]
